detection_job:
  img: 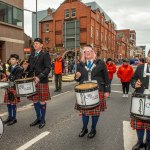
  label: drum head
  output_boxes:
[0,117,4,139]
[75,82,97,90]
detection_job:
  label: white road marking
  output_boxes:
[123,121,137,150]
[16,131,50,150]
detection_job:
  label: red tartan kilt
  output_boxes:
[28,83,51,102]
[130,117,150,130]
[75,92,107,116]
[4,87,20,104]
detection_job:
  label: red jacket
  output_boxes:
[117,64,134,82]
[54,57,63,74]
[106,63,116,80]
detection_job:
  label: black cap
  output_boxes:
[10,54,19,60]
[106,58,112,62]
[34,38,43,44]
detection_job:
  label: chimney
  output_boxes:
[47,8,52,15]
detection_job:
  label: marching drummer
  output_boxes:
[75,45,110,138]
[27,38,51,129]
[131,51,150,150]
[1,54,23,126]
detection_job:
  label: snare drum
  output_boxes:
[15,78,36,97]
[75,82,100,109]
[0,81,9,89]
[130,93,150,120]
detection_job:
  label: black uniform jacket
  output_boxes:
[131,64,149,94]
[28,50,51,83]
[75,59,110,92]
[8,65,23,82]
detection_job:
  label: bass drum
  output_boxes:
[0,117,4,139]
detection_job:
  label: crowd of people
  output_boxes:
[0,38,150,149]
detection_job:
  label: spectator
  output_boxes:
[117,59,134,97]
[106,58,116,94]
[54,52,64,92]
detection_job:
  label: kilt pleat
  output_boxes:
[75,92,107,116]
[130,117,150,130]
[4,87,20,104]
[28,83,51,102]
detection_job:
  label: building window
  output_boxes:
[65,9,70,18]
[0,1,23,27]
[91,26,94,38]
[71,8,76,17]
[45,23,49,32]
[13,7,23,27]
[101,32,103,42]
[96,29,99,40]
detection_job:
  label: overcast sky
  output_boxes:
[24,0,150,53]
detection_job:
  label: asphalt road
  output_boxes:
[0,72,137,150]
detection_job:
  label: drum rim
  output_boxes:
[16,91,37,97]
[130,113,150,121]
[77,102,100,110]
[15,78,34,83]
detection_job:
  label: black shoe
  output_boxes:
[132,142,145,150]
[54,89,58,92]
[39,121,46,129]
[7,119,17,126]
[79,128,88,137]
[3,117,12,124]
[87,129,96,139]
[146,144,150,150]
[57,89,62,92]
[30,119,41,127]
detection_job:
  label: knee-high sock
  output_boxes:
[92,116,99,130]
[34,102,41,120]
[7,104,12,119]
[40,103,46,122]
[82,114,89,129]
[146,130,150,144]
[11,105,17,120]
[136,129,145,144]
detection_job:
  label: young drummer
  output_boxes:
[1,54,23,126]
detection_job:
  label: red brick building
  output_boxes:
[40,0,117,60]
[116,29,136,59]
[0,0,24,62]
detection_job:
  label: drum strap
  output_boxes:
[143,63,147,77]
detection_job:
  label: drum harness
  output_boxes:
[84,61,96,81]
